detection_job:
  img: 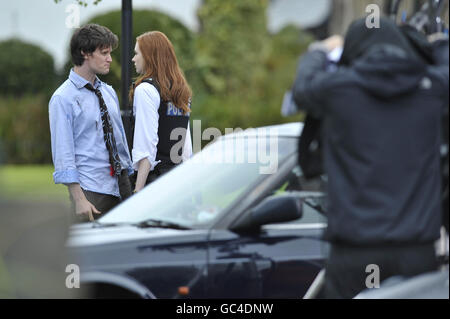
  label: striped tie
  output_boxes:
[85,83,122,177]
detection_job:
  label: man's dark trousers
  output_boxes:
[323,242,438,299]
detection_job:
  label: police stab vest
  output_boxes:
[139,78,190,170]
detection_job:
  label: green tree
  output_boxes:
[0,39,56,164]
[196,0,270,95]
[54,0,102,7]
[0,39,57,97]
[193,1,312,131]
[0,95,51,164]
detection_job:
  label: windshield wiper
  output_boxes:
[91,221,131,228]
[134,219,190,230]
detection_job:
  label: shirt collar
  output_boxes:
[69,69,102,90]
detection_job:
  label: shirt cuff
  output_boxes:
[132,150,160,171]
[53,169,79,184]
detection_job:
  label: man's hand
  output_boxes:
[74,198,101,221]
[68,183,101,222]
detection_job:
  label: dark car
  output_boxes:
[67,123,329,299]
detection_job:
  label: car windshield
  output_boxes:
[99,134,297,228]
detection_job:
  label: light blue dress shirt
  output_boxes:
[49,69,132,197]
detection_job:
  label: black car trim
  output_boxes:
[81,271,157,299]
[262,223,327,230]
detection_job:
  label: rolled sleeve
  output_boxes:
[132,83,161,171]
[131,150,160,171]
[53,169,79,184]
[49,95,79,185]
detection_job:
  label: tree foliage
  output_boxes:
[54,0,101,7]
[0,39,56,97]
[196,0,270,95]
[0,95,51,164]
[193,0,312,130]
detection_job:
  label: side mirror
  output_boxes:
[230,194,303,232]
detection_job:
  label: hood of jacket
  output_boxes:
[339,17,428,99]
[351,44,427,99]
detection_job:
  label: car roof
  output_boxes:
[220,122,303,140]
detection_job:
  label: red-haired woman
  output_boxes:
[130,31,192,193]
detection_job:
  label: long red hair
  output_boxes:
[129,31,192,114]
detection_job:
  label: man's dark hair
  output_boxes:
[70,24,118,66]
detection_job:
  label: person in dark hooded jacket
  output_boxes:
[292,17,449,299]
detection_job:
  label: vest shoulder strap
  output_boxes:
[141,78,161,96]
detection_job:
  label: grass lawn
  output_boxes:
[0,165,69,203]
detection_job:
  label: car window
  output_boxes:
[294,195,327,225]
[267,165,327,225]
[100,135,297,228]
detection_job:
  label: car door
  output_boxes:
[206,203,326,298]
[125,230,210,299]
[257,199,327,298]
[206,163,328,298]
[206,230,268,298]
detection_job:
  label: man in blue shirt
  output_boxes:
[49,24,132,222]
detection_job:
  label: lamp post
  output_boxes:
[121,0,133,153]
